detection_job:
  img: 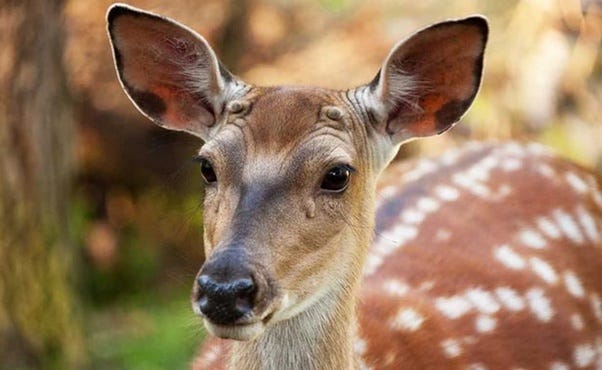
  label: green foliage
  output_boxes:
[83,236,160,305]
[88,289,204,370]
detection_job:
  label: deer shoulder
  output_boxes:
[360,142,602,369]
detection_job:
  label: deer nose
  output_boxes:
[195,272,257,325]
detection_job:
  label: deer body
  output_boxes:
[106,4,602,369]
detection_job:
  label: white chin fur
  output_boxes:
[204,319,265,341]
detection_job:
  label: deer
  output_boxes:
[106,4,602,369]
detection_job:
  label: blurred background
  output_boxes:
[0,0,600,369]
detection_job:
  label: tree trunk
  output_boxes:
[0,0,83,368]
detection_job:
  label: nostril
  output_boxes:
[233,278,255,295]
[197,274,255,295]
[232,277,256,310]
[198,295,209,312]
[197,274,211,292]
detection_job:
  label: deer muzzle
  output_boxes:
[192,247,276,340]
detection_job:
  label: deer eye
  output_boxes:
[321,165,353,192]
[194,157,217,184]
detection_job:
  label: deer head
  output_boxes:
[107,3,487,344]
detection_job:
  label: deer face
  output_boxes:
[190,87,376,339]
[107,4,487,341]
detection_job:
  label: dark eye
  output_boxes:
[321,165,353,192]
[196,157,217,184]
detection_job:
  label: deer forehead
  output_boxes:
[203,87,360,178]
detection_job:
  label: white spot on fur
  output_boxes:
[441,339,462,358]
[452,172,492,199]
[354,338,367,356]
[434,185,460,201]
[550,361,570,370]
[593,339,602,362]
[573,343,596,367]
[365,224,418,275]
[537,163,556,178]
[553,209,585,244]
[537,216,562,240]
[467,363,489,370]
[594,189,602,209]
[571,313,585,331]
[467,164,489,181]
[519,229,548,249]
[479,153,499,170]
[416,197,440,213]
[419,281,435,291]
[564,271,585,298]
[530,257,558,284]
[495,287,526,311]
[494,245,526,270]
[383,280,409,297]
[466,289,501,314]
[401,208,425,224]
[378,185,398,199]
[526,142,551,156]
[440,148,461,166]
[375,186,398,210]
[475,315,497,333]
[435,295,473,319]
[565,172,589,194]
[501,158,522,171]
[358,358,373,370]
[503,142,527,156]
[391,224,418,242]
[576,206,600,243]
[364,254,384,276]
[391,308,425,332]
[590,294,602,323]
[402,158,438,183]
[526,288,554,322]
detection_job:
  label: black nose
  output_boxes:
[196,272,257,325]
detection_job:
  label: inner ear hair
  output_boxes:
[365,16,489,144]
[106,3,249,140]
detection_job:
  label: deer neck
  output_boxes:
[227,282,356,369]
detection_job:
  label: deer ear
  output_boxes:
[362,16,488,144]
[106,4,247,139]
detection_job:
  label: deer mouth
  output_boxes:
[191,297,268,341]
[194,292,285,341]
[203,319,266,341]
